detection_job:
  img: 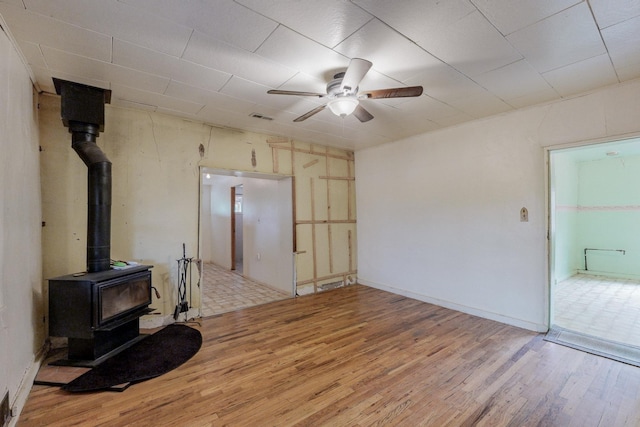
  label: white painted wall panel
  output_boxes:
[356,78,640,332]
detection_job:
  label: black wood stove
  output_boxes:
[48,79,154,366]
[49,266,153,365]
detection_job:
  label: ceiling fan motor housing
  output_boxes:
[327,72,356,98]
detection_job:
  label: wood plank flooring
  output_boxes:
[18,285,640,426]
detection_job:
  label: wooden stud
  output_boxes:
[303,159,319,169]
[310,177,317,293]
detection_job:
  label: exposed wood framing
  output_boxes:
[318,176,355,180]
[325,147,333,274]
[268,140,356,294]
[296,270,358,286]
[303,159,319,169]
[310,177,318,292]
[295,220,356,224]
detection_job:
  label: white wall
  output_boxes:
[551,152,580,283]
[0,26,43,421]
[356,78,640,332]
[576,155,640,276]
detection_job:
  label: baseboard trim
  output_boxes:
[8,343,48,427]
[358,278,547,333]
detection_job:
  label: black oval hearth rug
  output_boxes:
[63,324,202,392]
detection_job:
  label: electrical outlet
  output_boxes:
[520,207,528,222]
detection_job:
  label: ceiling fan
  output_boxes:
[267,58,423,123]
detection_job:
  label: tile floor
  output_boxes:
[200,263,290,317]
[553,274,640,348]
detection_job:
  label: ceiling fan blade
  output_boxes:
[353,105,374,123]
[268,89,325,97]
[340,58,372,93]
[293,105,326,122]
[361,86,423,99]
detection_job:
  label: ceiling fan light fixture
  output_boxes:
[327,96,359,117]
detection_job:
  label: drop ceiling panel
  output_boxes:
[111,83,204,115]
[590,0,640,29]
[220,75,323,116]
[506,3,607,73]
[407,64,490,103]
[353,0,476,43]
[113,39,231,93]
[470,0,581,35]
[446,89,513,119]
[412,10,523,76]
[334,19,443,83]
[164,80,256,114]
[183,31,296,88]
[502,87,560,110]
[23,0,192,57]
[119,0,278,52]
[474,59,557,101]
[32,66,110,93]
[236,0,373,48]
[41,46,170,94]
[255,26,350,82]
[17,41,46,68]
[0,3,111,62]
[601,15,640,70]
[543,53,618,97]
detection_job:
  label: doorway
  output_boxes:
[231,184,243,273]
[548,137,640,361]
[199,168,295,316]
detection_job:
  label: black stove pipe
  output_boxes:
[70,122,112,272]
[54,78,113,273]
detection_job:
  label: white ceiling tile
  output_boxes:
[17,40,46,68]
[431,111,476,128]
[41,68,111,93]
[255,25,350,82]
[601,14,640,70]
[236,0,372,48]
[29,66,55,92]
[446,89,513,118]
[507,3,606,73]
[401,95,465,121]
[164,81,249,110]
[416,10,523,76]
[615,63,640,82]
[275,72,327,95]
[23,0,192,56]
[113,39,231,93]
[335,19,443,83]
[183,31,297,88]
[590,0,640,29]
[0,3,111,61]
[111,83,204,115]
[0,0,25,6]
[220,76,323,116]
[542,54,618,97]
[354,0,475,42]
[41,46,170,94]
[119,0,277,52]
[113,99,157,112]
[354,0,520,76]
[407,64,490,103]
[474,60,556,101]
[470,0,581,35]
[503,87,560,109]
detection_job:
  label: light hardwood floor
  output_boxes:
[18,285,640,426]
